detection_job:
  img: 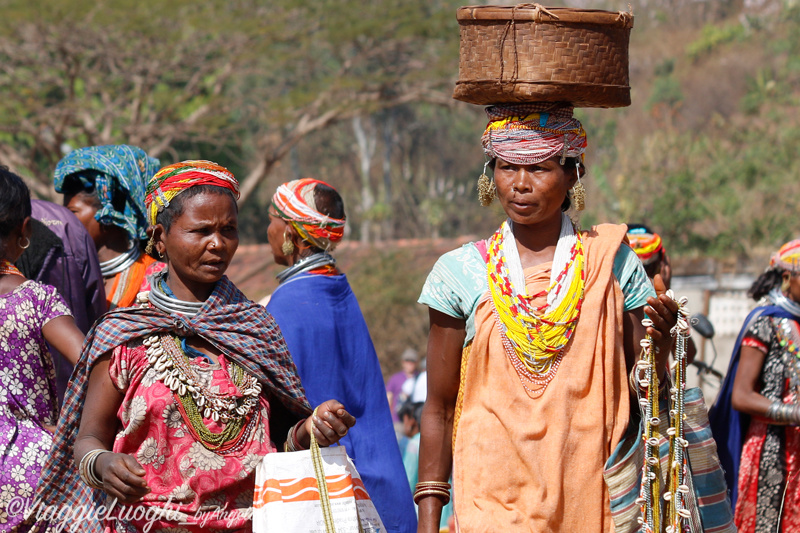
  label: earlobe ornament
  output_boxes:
[477,160,496,207]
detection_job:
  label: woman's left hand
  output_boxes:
[644,274,680,370]
[302,399,356,447]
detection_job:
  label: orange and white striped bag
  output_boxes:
[253,439,385,533]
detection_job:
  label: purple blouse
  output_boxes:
[0,281,71,532]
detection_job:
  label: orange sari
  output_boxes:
[452,224,629,532]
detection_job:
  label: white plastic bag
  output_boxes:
[253,443,385,533]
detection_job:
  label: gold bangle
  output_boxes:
[415,481,451,489]
[413,489,451,506]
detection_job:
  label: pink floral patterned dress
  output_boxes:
[107,341,276,533]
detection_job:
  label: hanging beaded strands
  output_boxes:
[636,292,695,533]
[481,103,588,397]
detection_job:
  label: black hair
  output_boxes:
[627,223,654,234]
[313,183,345,221]
[748,269,784,301]
[155,185,238,233]
[61,171,129,220]
[397,400,425,426]
[488,156,584,212]
[0,165,32,239]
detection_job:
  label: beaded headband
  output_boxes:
[481,103,587,165]
[770,239,800,272]
[144,160,239,226]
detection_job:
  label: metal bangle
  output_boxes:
[413,487,451,506]
[79,449,110,490]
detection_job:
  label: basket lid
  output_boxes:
[456,4,634,29]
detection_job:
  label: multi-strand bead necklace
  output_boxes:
[487,217,585,397]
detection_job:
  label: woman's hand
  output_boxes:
[94,452,151,504]
[644,274,680,371]
[301,400,356,447]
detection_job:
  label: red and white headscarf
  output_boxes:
[271,178,346,251]
[770,239,800,272]
[481,103,588,165]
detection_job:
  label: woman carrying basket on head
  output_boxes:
[32,161,355,533]
[415,103,680,533]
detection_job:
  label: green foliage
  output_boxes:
[686,22,747,61]
[740,69,780,114]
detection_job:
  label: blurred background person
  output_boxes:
[0,167,85,532]
[627,223,697,364]
[265,178,417,533]
[398,399,453,533]
[711,239,800,532]
[387,347,420,438]
[626,223,672,289]
[54,144,163,310]
[16,199,105,404]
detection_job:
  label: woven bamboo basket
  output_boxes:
[454,4,634,107]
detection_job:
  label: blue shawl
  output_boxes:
[708,304,796,509]
[267,272,417,533]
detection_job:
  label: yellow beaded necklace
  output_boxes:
[487,221,585,394]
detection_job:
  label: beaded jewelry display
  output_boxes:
[143,334,262,454]
[487,218,585,397]
[636,292,694,533]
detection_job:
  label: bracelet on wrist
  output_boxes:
[78,449,110,490]
[413,481,451,505]
[284,419,306,452]
[766,401,799,425]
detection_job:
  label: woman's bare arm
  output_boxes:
[417,309,465,533]
[42,315,85,366]
[731,346,774,419]
[75,354,150,504]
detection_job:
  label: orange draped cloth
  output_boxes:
[452,224,630,533]
[107,254,163,310]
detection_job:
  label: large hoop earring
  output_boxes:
[477,160,496,207]
[782,275,791,294]
[18,236,30,250]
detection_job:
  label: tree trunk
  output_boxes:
[352,115,377,244]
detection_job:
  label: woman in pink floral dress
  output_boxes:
[0,167,85,532]
[33,161,355,533]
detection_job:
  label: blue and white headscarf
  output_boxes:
[54,145,160,242]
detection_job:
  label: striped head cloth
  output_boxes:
[627,226,664,266]
[481,103,588,165]
[770,239,800,272]
[145,160,239,226]
[271,178,346,251]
